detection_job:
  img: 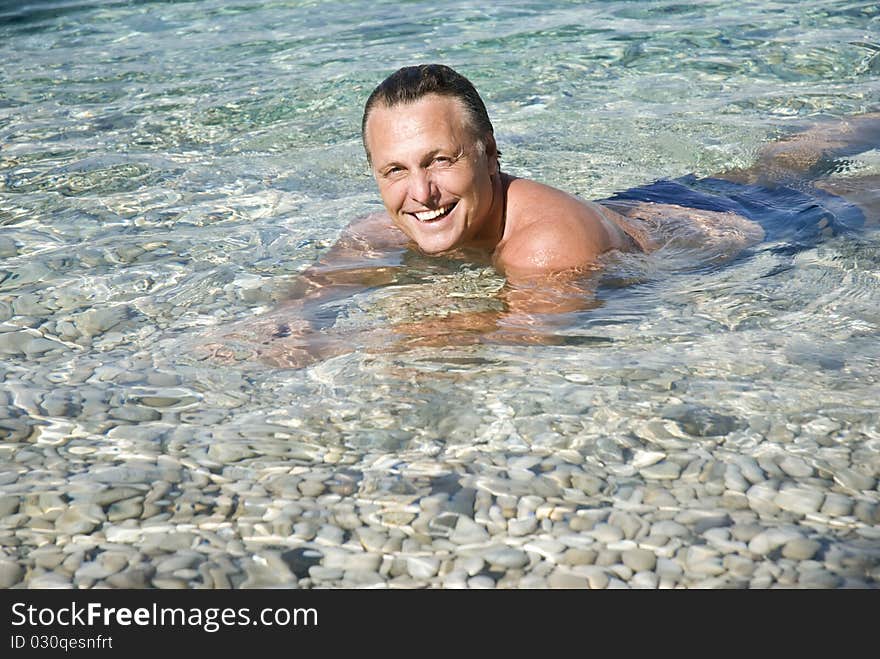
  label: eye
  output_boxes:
[383,166,404,178]
[430,155,453,167]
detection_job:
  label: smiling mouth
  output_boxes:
[410,202,457,222]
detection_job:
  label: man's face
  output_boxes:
[364,94,499,255]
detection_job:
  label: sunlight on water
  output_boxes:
[1,0,879,589]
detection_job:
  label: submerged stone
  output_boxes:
[660,404,742,437]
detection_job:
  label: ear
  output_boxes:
[483,133,499,175]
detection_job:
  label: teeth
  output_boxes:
[413,204,452,221]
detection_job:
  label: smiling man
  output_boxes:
[209,64,877,367]
[360,64,644,281]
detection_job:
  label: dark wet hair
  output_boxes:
[361,64,497,163]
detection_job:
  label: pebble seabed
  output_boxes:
[1,356,878,590]
[1,235,879,589]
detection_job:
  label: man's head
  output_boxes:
[362,65,504,255]
[361,64,496,164]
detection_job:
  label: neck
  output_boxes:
[472,170,508,252]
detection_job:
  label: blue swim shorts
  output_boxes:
[601,174,866,254]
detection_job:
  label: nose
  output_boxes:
[408,168,440,207]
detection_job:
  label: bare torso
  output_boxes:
[356,172,763,280]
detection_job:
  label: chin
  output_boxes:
[410,229,462,255]
[416,241,454,255]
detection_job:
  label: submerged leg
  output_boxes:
[814,175,880,226]
[717,112,880,186]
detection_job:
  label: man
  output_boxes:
[212,64,877,366]
[360,64,648,280]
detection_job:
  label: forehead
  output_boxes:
[365,94,474,160]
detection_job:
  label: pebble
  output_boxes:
[75,552,128,581]
[590,523,624,543]
[748,528,803,556]
[570,473,603,496]
[733,456,766,484]
[523,538,566,562]
[0,330,40,356]
[622,548,656,572]
[106,568,152,588]
[569,565,609,589]
[344,569,384,586]
[104,525,144,543]
[730,522,763,543]
[692,514,732,534]
[723,555,756,578]
[485,546,529,570]
[55,504,104,535]
[609,511,645,539]
[354,527,386,553]
[32,547,65,569]
[724,464,750,493]
[456,555,485,576]
[651,520,689,538]
[152,578,188,589]
[0,236,18,258]
[854,501,880,525]
[820,493,853,517]
[547,568,588,588]
[595,549,621,566]
[702,528,746,554]
[467,575,496,589]
[781,538,821,560]
[746,482,781,515]
[561,548,597,566]
[630,571,659,589]
[0,496,19,520]
[155,553,201,574]
[315,524,345,546]
[309,566,343,582]
[508,517,538,536]
[73,306,130,338]
[450,516,490,545]
[28,571,73,589]
[640,461,682,480]
[441,569,469,588]
[632,450,666,469]
[107,498,143,522]
[778,456,814,478]
[684,546,725,576]
[774,486,825,515]
[406,556,440,579]
[0,560,23,588]
[298,480,326,497]
[798,568,842,588]
[833,468,876,492]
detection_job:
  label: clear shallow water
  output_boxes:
[1,0,879,589]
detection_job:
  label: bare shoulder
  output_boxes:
[495,177,617,278]
[505,178,589,219]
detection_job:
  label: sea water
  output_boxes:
[1,0,879,588]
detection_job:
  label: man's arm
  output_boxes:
[202,213,411,367]
[205,182,622,367]
[389,268,602,350]
[252,253,604,366]
[280,212,409,314]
